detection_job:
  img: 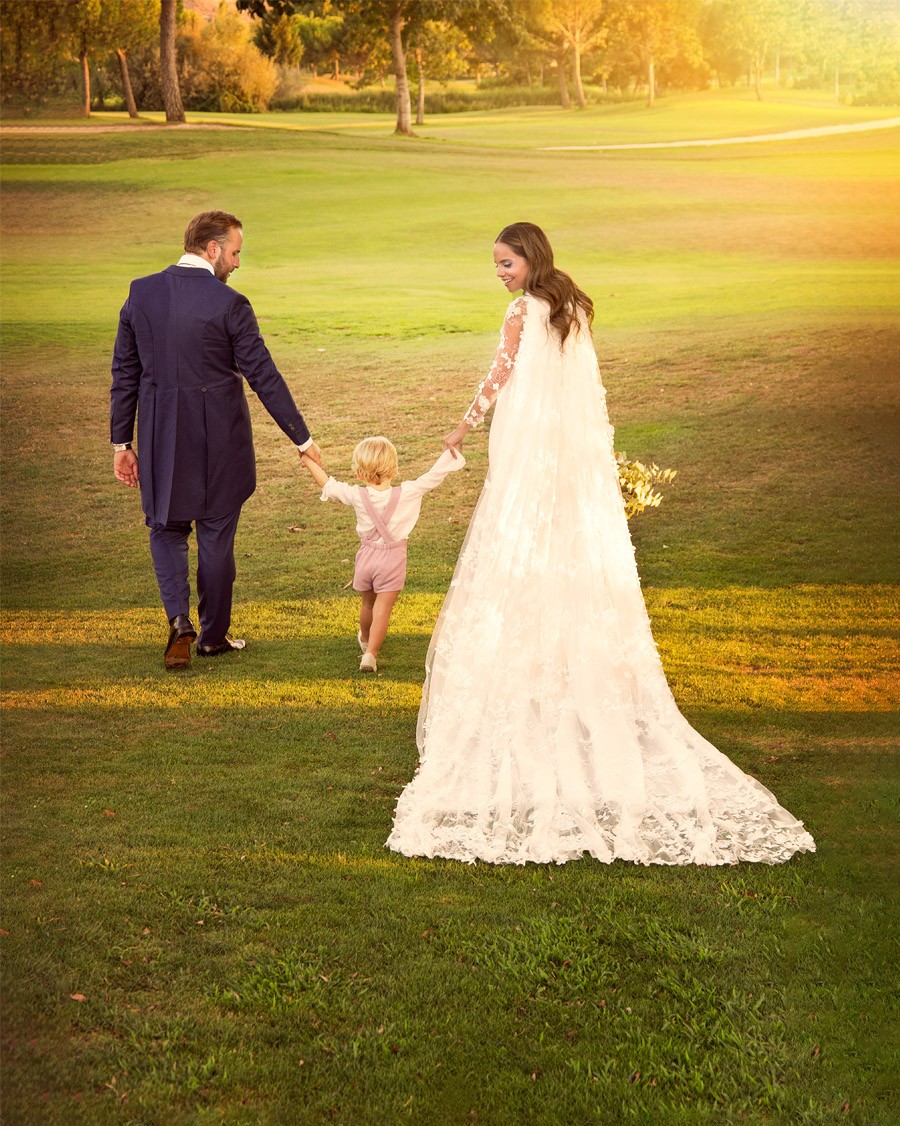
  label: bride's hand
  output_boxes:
[443,424,468,458]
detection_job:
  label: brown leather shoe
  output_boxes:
[164,614,197,669]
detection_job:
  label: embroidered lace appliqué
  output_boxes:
[463,296,527,428]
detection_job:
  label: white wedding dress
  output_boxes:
[386,295,815,866]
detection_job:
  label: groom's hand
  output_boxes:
[114,448,139,488]
[299,441,322,466]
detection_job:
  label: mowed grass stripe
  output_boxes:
[2,586,896,642]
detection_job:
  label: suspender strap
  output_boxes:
[358,486,402,543]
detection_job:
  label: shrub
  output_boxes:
[271,83,640,115]
[178,6,278,113]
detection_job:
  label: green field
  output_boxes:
[1,93,899,1123]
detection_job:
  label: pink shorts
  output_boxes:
[353,540,408,593]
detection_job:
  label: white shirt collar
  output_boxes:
[177,252,214,275]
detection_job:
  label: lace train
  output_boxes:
[386,296,815,866]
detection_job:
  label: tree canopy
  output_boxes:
[3,0,898,117]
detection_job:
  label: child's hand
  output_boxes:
[299,450,328,485]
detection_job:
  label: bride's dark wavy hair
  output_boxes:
[496,222,593,345]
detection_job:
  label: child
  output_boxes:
[300,437,465,672]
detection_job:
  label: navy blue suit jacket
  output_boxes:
[110,265,310,524]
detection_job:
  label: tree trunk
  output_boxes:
[647,56,655,107]
[774,49,780,88]
[573,44,587,108]
[415,48,425,126]
[754,51,763,101]
[116,49,139,118]
[159,0,185,123]
[389,7,413,136]
[556,50,571,109]
[80,47,90,117]
[834,65,840,100]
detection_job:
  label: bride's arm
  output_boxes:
[443,297,527,452]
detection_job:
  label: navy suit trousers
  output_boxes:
[148,508,241,647]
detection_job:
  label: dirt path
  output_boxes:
[2,116,898,146]
[540,116,900,151]
[0,122,230,134]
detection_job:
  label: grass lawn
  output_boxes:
[1,98,898,1123]
[6,86,899,147]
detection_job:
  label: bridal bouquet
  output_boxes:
[616,453,677,520]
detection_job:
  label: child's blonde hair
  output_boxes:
[352,436,398,485]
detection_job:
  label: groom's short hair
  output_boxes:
[184,210,242,254]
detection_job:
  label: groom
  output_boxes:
[110,210,320,669]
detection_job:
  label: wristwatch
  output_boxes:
[113,442,132,452]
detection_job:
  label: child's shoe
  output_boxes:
[357,630,368,653]
[359,653,377,673]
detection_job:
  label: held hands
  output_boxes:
[442,423,469,459]
[299,441,323,466]
[300,447,328,488]
[114,448,139,487]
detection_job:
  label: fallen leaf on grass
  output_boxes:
[629,1070,641,1084]
[30,880,43,887]
[811,1046,821,1058]
[69,993,87,1003]
[530,1069,542,1081]
[103,809,116,817]
[763,756,780,764]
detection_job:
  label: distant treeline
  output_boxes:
[2,0,898,124]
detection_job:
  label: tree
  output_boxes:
[253,10,306,66]
[238,0,420,133]
[409,19,471,124]
[547,0,610,108]
[74,0,103,115]
[0,1,78,107]
[515,1,570,107]
[102,0,158,117]
[712,0,798,100]
[159,0,185,121]
[238,0,511,135]
[699,0,745,87]
[608,0,703,107]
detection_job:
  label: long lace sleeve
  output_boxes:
[462,296,527,429]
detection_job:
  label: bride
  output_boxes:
[386,222,815,866]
